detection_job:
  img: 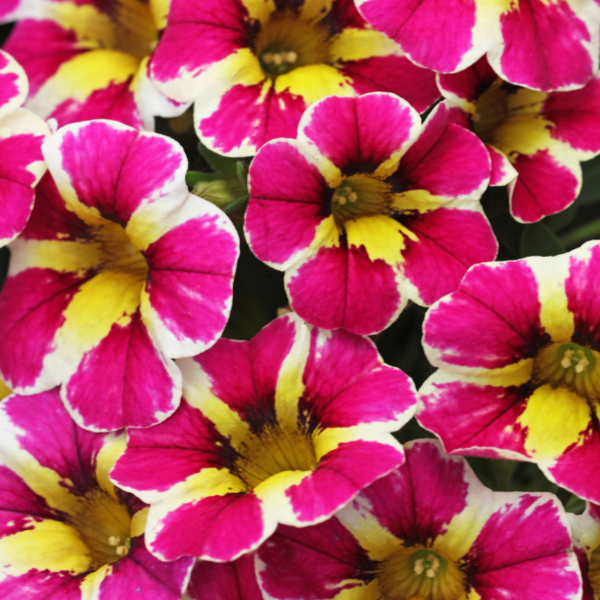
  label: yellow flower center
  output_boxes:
[255,12,330,78]
[233,425,317,489]
[589,545,600,596]
[533,342,600,401]
[111,0,158,58]
[95,222,149,282]
[472,79,511,145]
[67,490,133,569]
[379,548,465,600]
[331,174,394,225]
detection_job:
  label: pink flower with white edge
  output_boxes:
[0,50,49,247]
[4,0,187,130]
[570,503,600,600]
[356,0,600,92]
[0,390,194,600]
[419,241,600,504]
[0,119,239,432]
[245,93,497,336]
[186,554,261,600]
[110,313,417,562]
[438,56,600,222]
[257,439,582,600]
[149,0,440,157]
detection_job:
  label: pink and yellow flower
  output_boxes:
[570,503,600,600]
[0,119,239,432]
[356,0,600,92]
[149,0,440,156]
[4,0,186,130]
[257,439,581,600]
[0,389,194,599]
[245,93,497,336]
[438,57,600,222]
[419,241,600,504]
[0,50,49,247]
[110,313,417,562]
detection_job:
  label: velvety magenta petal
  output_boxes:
[401,208,497,305]
[192,316,297,430]
[466,495,580,600]
[300,327,415,430]
[0,571,83,600]
[0,0,20,23]
[509,149,580,222]
[356,0,478,73]
[565,242,600,349]
[4,20,80,95]
[110,399,232,494]
[245,140,330,268]
[299,93,419,175]
[49,121,185,225]
[423,260,547,370]
[437,56,496,103]
[494,0,595,91]
[149,492,265,562]
[0,50,25,114]
[357,440,468,543]
[63,311,180,431]
[548,430,600,504]
[487,144,517,186]
[0,268,87,390]
[144,211,238,350]
[97,537,193,600]
[418,376,530,456]
[198,83,307,156]
[150,0,252,89]
[49,80,142,129]
[187,554,261,600]
[257,519,376,600]
[544,75,600,157]
[342,54,440,113]
[286,243,402,335]
[401,105,491,198]
[286,440,404,524]
[2,390,106,494]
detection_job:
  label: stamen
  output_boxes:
[116,546,128,556]
[108,536,121,546]
[413,558,424,575]
[285,51,297,63]
[561,349,574,369]
[263,52,274,64]
[348,192,358,203]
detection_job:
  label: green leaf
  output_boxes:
[197,140,239,178]
[564,493,586,514]
[560,218,600,249]
[520,222,565,257]
[576,155,600,205]
[185,171,223,187]
[236,160,249,193]
[544,202,578,233]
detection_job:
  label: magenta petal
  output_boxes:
[187,554,261,600]
[149,493,266,562]
[487,144,517,186]
[423,260,546,370]
[509,149,580,222]
[0,572,83,600]
[257,519,376,600]
[63,312,180,431]
[466,495,580,600]
[286,440,404,523]
[401,208,497,306]
[286,243,402,335]
[300,93,419,174]
[437,56,497,103]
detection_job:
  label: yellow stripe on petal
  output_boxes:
[253,470,311,524]
[95,433,127,498]
[44,2,113,47]
[130,507,149,538]
[80,564,113,600]
[27,50,141,119]
[150,0,170,30]
[345,215,407,264]
[0,519,92,576]
[392,189,452,213]
[519,384,591,461]
[275,64,354,105]
[240,0,276,23]
[329,28,399,63]
[0,377,11,401]
[299,0,334,22]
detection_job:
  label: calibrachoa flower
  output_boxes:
[257,439,581,600]
[419,241,600,503]
[0,50,49,247]
[110,313,417,562]
[0,390,194,599]
[245,93,496,336]
[149,0,440,156]
[438,57,600,222]
[4,0,186,130]
[186,555,261,600]
[0,119,239,432]
[570,503,600,600]
[355,0,600,92]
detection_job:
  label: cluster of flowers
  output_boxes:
[0,0,600,598]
